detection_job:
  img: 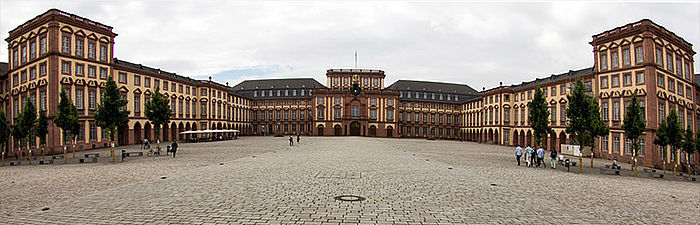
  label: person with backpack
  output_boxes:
[550,148,558,169]
[524,146,534,167]
[536,146,546,168]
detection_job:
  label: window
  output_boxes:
[370,109,377,119]
[317,108,324,119]
[521,108,526,123]
[560,85,566,95]
[666,53,673,71]
[625,138,632,155]
[635,45,643,63]
[89,124,97,141]
[602,102,609,121]
[639,139,645,156]
[75,89,84,109]
[334,97,341,105]
[387,99,394,106]
[88,42,96,59]
[100,67,108,79]
[655,48,663,65]
[550,106,556,122]
[668,79,675,93]
[550,87,556,96]
[602,136,609,151]
[61,61,71,74]
[678,83,684,97]
[75,39,83,57]
[39,63,46,76]
[676,58,682,75]
[599,52,608,70]
[611,51,619,68]
[613,136,620,153]
[201,103,207,116]
[560,105,566,122]
[639,100,645,120]
[659,103,665,122]
[29,67,36,80]
[144,77,151,87]
[687,87,693,99]
[172,83,176,92]
[635,71,644,84]
[62,35,70,53]
[88,90,96,110]
[75,64,84,76]
[373,78,378,86]
[623,73,631,86]
[20,45,27,64]
[370,98,377,105]
[601,76,609,88]
[100,45,107,61]
[40,91,47,111]
[317,97,324,104]
[40,37,47,54]
[613,101,620,121]
[611,75,620,87]
[29,41,36,59]
[118,72,127,83]
[134,94,141,113]
[134,76,141,86]
[622,48,630,66]
[88,66,96,78]
[657,74,665,88]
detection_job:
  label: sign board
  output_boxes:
[560,144,582,157]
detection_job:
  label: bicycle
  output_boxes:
[146,145,161,157]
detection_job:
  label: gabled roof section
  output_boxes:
[511,67,594,91]
[385,80,479,96]
[231,78,326,90]
[112,58,200,85]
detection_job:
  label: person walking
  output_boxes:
[289,136,294,146]
[515,146,523,166]
[524,146,533,167]
[171,140,178,158]
[296,133,300,144]
[536,146,545,168]
[550,148,558,169]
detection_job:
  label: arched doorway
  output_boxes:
[559,132,566,150]
[513,130,519,146]
[171,122,178,141]
[178,122,185,140]
[349,121,361,136]
[133,122,142,144]
[369,125,377,137]
[526,130,532,147]
[334,125,342,136]
[387,126,393,137]
[163,123,169,142]
[550,133,557,151]
[144,122,152,142]
[317,125,324,136]
[117,124,129,146]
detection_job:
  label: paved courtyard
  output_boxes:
[1,137,698,224]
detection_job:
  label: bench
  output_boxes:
[559,158,577,171]
[39,159,54,165]
[52,155,64,160]
[121,150,144,162]
[643,168,664,178]
[84,153,99,158]
[78,157,97,163]
[600,164,621,175]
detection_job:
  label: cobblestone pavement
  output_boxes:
[1,137,698,224]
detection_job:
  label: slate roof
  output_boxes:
[511,67,594,91]
[231,78,326,91]
[112,58,200,85]
[385,80,479,96]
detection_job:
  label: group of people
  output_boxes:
[515,145,557,169]
[142,138,178,158]
[289,133,301,146]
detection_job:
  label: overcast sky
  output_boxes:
[1,1,699,90]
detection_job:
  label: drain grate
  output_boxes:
[334,195,366,202]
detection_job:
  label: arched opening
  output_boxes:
[494,130,499,144]
[144,122,152,142]
[334,125,342,136]
[133,122,142,144]
[171,122,178,141]
[526,130,532,147]
[162,123,169,142]
[559,132,566,150]
[317,124,325,136]
[488,129,493,143]
[178,122,185,141]
[185,123,191,140]
[118,124,129,146]
[349,121,361,136]
[369,125,377,137]
[513,130,519,146]
[550,133,557,151]
[387,126,393,138]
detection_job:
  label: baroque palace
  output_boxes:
[0,9,698,168]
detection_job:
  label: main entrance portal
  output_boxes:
[350,121,361,136]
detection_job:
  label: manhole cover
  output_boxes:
[334,195,366,202]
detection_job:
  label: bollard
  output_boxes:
[121,150,125,162]
[63,146,67,164]
[28,150,32,165]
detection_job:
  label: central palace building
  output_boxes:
[1,9,698,168]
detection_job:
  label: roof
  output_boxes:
[231,78,326,90]
[385,80,479,96]
[112,58,200,85]
[695,74,700,87]
[0,62,8,79]
[511,67,594,91]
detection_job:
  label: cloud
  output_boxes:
[1,2,698,90]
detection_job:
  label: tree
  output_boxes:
[94,75,130,162]
[527,86,553,148]
[681,126,695,176]
[12,97,37,163]
[144,87,171,149]
[566,80,609,172]
[0,111,10,166]
[656,108,682,178]
[622,93,646,176]
[54,88,80,161]
[36,110,49,158]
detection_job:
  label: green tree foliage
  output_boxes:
[566,80,609,153]
[36,110,49,147]
[0,111,10,157]
[144,87,171,142]
[94,76,130,142]
[656,108,683,175]
[53,89,80,145]
[681,126,694,160]
[527,86,553,147]
[12,98,37,152]
[622,93,646,173]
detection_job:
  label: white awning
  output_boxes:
[180,130,239,134]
